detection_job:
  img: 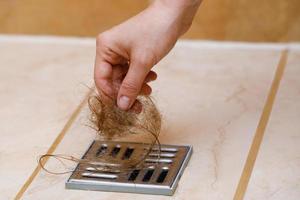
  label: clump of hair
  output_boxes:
[38,94,162,175]
[88,94,162,170]
[88,95,161,139]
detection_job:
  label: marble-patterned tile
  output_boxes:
[22,43,281,199]
[244,50,300,200]
[0,36,94,199]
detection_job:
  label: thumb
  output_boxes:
[117,60,150,110]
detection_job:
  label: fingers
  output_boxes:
[95,51,156,111]
[130,83,152,114]
[112,69,154,96]
[145,71,157,83]
[140,83,152,95]
[130,100,143,114]
[94,60,114,98]
[117,59,151,110]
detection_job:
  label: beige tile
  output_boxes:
[22,41,282,199]
[244,50,300,200]
[0,36,94,199]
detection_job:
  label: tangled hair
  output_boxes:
[88,95,161,139]
[87,94,162,171]
[39,93,162,174]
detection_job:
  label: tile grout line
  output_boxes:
[233,50,289,200]
[14,88,94,200]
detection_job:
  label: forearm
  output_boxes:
[157,0,202,9]
[152,0,202,35]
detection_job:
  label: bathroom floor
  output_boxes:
[0,35,299,200]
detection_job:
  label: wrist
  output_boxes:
[151,0,201,36]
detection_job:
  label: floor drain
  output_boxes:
[66,140,192,196]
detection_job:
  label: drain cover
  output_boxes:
[66,140,192,196]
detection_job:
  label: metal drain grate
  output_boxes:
[66,140,192,196]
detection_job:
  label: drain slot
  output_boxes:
[96,144,107,156]
[128,170,140,181]
[82,172,117,179]
[122,147,134,160]
[111,145,121,157]
[145,158,173,164]
[157,168,169,183]
[149,153,176,158]
[150,147,178,153]
[142,169,155,182]
[85,167,120,174]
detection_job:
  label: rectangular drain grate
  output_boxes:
[66,140,192,196]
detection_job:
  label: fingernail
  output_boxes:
[118,96,131,110]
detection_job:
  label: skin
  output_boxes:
[94,0,202,111]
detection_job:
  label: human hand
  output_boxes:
[94,0,201,111]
